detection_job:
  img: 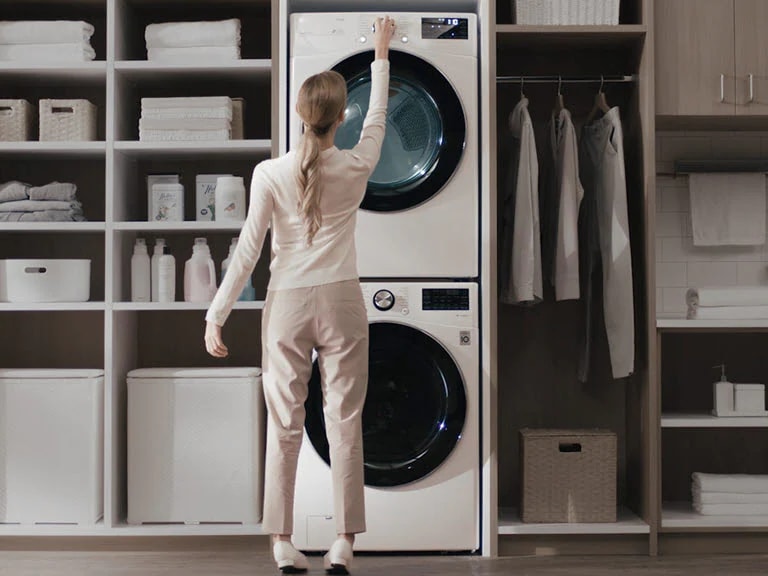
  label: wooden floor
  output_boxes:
[0,549,767,575]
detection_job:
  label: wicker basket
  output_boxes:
[520,429,617,523]
[0,99,33,141]
[39,99,97,141]
[514,0,620,25]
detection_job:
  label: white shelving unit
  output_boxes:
[498,508,650,535]
[0,0,274,536]
[662,414,768,428]
[662,502,768,531]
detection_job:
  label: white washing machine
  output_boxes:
[290,13,479,279]
[293,282,479,552]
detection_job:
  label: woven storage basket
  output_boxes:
[39,99,97,141]
[0,99,33,141]
[514,0,620,25]
[520,428,617,523]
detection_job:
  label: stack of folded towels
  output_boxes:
[0,20,96,62]
[0,181,85,222]
[686,287,768,320]
[693,472,768,515]
[145,19,241,63]
[139,96,234,142]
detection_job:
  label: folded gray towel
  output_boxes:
[0,181,29,203]
[0,199,83,213]
[0,210,85,222]
[28,181,77,202]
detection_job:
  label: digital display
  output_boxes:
[422,288,470,311]
[421,17,469,40]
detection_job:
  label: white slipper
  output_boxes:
[323,538,353,575]
[273,540,309,574]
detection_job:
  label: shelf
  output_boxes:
[0,142,107,157]
[657,318,768,331]
[113,301,264,311]
[662,413,768,428]
[0,62,107,81]
[498,507,649,535]
[662,502,768,532]
[0,302,105,312]
[496,24,646,47]
[0,222,106,233]
[114,222,245,232]
[114,139,271,158]
[115,59,272,79]
[109,522,264,536]
[0,520,108,537]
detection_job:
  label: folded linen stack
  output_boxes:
[0,21,96,62]
[139,96,234,142]
[0,181,85,222]
[686,287,768,320]
[692,473,768,515]
[145,19,241,63]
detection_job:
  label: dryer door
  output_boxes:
[332,49,466,212]
[304,322,467,487]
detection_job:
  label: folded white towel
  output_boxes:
[694,502,768,515]
[693,488,768,504]
[0,200,82,213]
[147,45,240,62]
[140,107,233,121]
[0,21,94,45]
[139,129,231,142]
[141,96,232,111]
[139,118,231,131]
[145,19,240,49]
[687,305,768,320]
[692,472,768,493]
[687,287,768,309]
[689,173,766,246]
[0,43,95,62]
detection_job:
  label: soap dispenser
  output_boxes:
[712,364,734,417]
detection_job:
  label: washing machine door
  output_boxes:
[332,49,466,212]
[304,322,467,487]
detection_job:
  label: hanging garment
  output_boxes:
[500,98,542,305]
[544,108,584,301]
[578,107,634,381]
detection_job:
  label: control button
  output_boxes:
[401,35,409,43]
[359,35,367,43]
[401,307,410,316]
[373,289,395,311]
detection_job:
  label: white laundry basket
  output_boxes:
[0,369,104,525]
[127,367,264,525]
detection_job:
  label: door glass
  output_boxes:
[335,75,444,193]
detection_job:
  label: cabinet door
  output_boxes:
[655,0,736,116]
[735,0,768,114]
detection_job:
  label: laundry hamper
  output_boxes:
[39,99,97,141]
[0,99,33,141]
[514,0,621,25]
[127,367,265,525]
[0,369,104,524]
[520,428,617,523]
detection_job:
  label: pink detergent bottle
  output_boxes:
[184,237,217,303]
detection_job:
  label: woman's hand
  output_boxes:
[205,321,229,358]
[373,15,396,60]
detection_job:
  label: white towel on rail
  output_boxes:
[145,19,240,48]
[687,305,768,320]
[147,45,240,62]
[689,173,766,246]
[139,129,231,142]
[687,287,768,310]
[0,21,94,44]
[692,472,768,494]
[0,43,95,62]
[138,118,231,131]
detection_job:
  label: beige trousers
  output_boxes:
[261,279,368,536]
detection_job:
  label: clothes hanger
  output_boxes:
[553,75,564,115]
[509,76,526,127]
[585,75,610,125]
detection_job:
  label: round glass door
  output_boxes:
[304,322,467,487]
[332,50,466,212]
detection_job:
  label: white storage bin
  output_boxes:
[0,99,33,141]
[0,259,91,303]
[514,0,620,25]
[39,99,97,141]
[127,367,264,525]
[0,369,104,524]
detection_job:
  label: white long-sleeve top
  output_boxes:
[206,59,390,326]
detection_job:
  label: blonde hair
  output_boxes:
[295,70,347,245]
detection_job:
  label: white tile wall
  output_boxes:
[655,131,768,317]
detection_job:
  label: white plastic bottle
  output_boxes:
[157,245,176,303]
[221,237,256,301]
[184,237,217,303]
[151,238,166,302]
[131,238,150,302]
[215,176,246,221]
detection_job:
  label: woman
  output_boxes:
[204,16,396,575]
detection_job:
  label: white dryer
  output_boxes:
[293,282,479,552]
[290,13,478,279]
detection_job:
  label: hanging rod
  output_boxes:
[496,74,637,84]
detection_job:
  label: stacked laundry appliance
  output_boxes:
[289,12,480,553]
